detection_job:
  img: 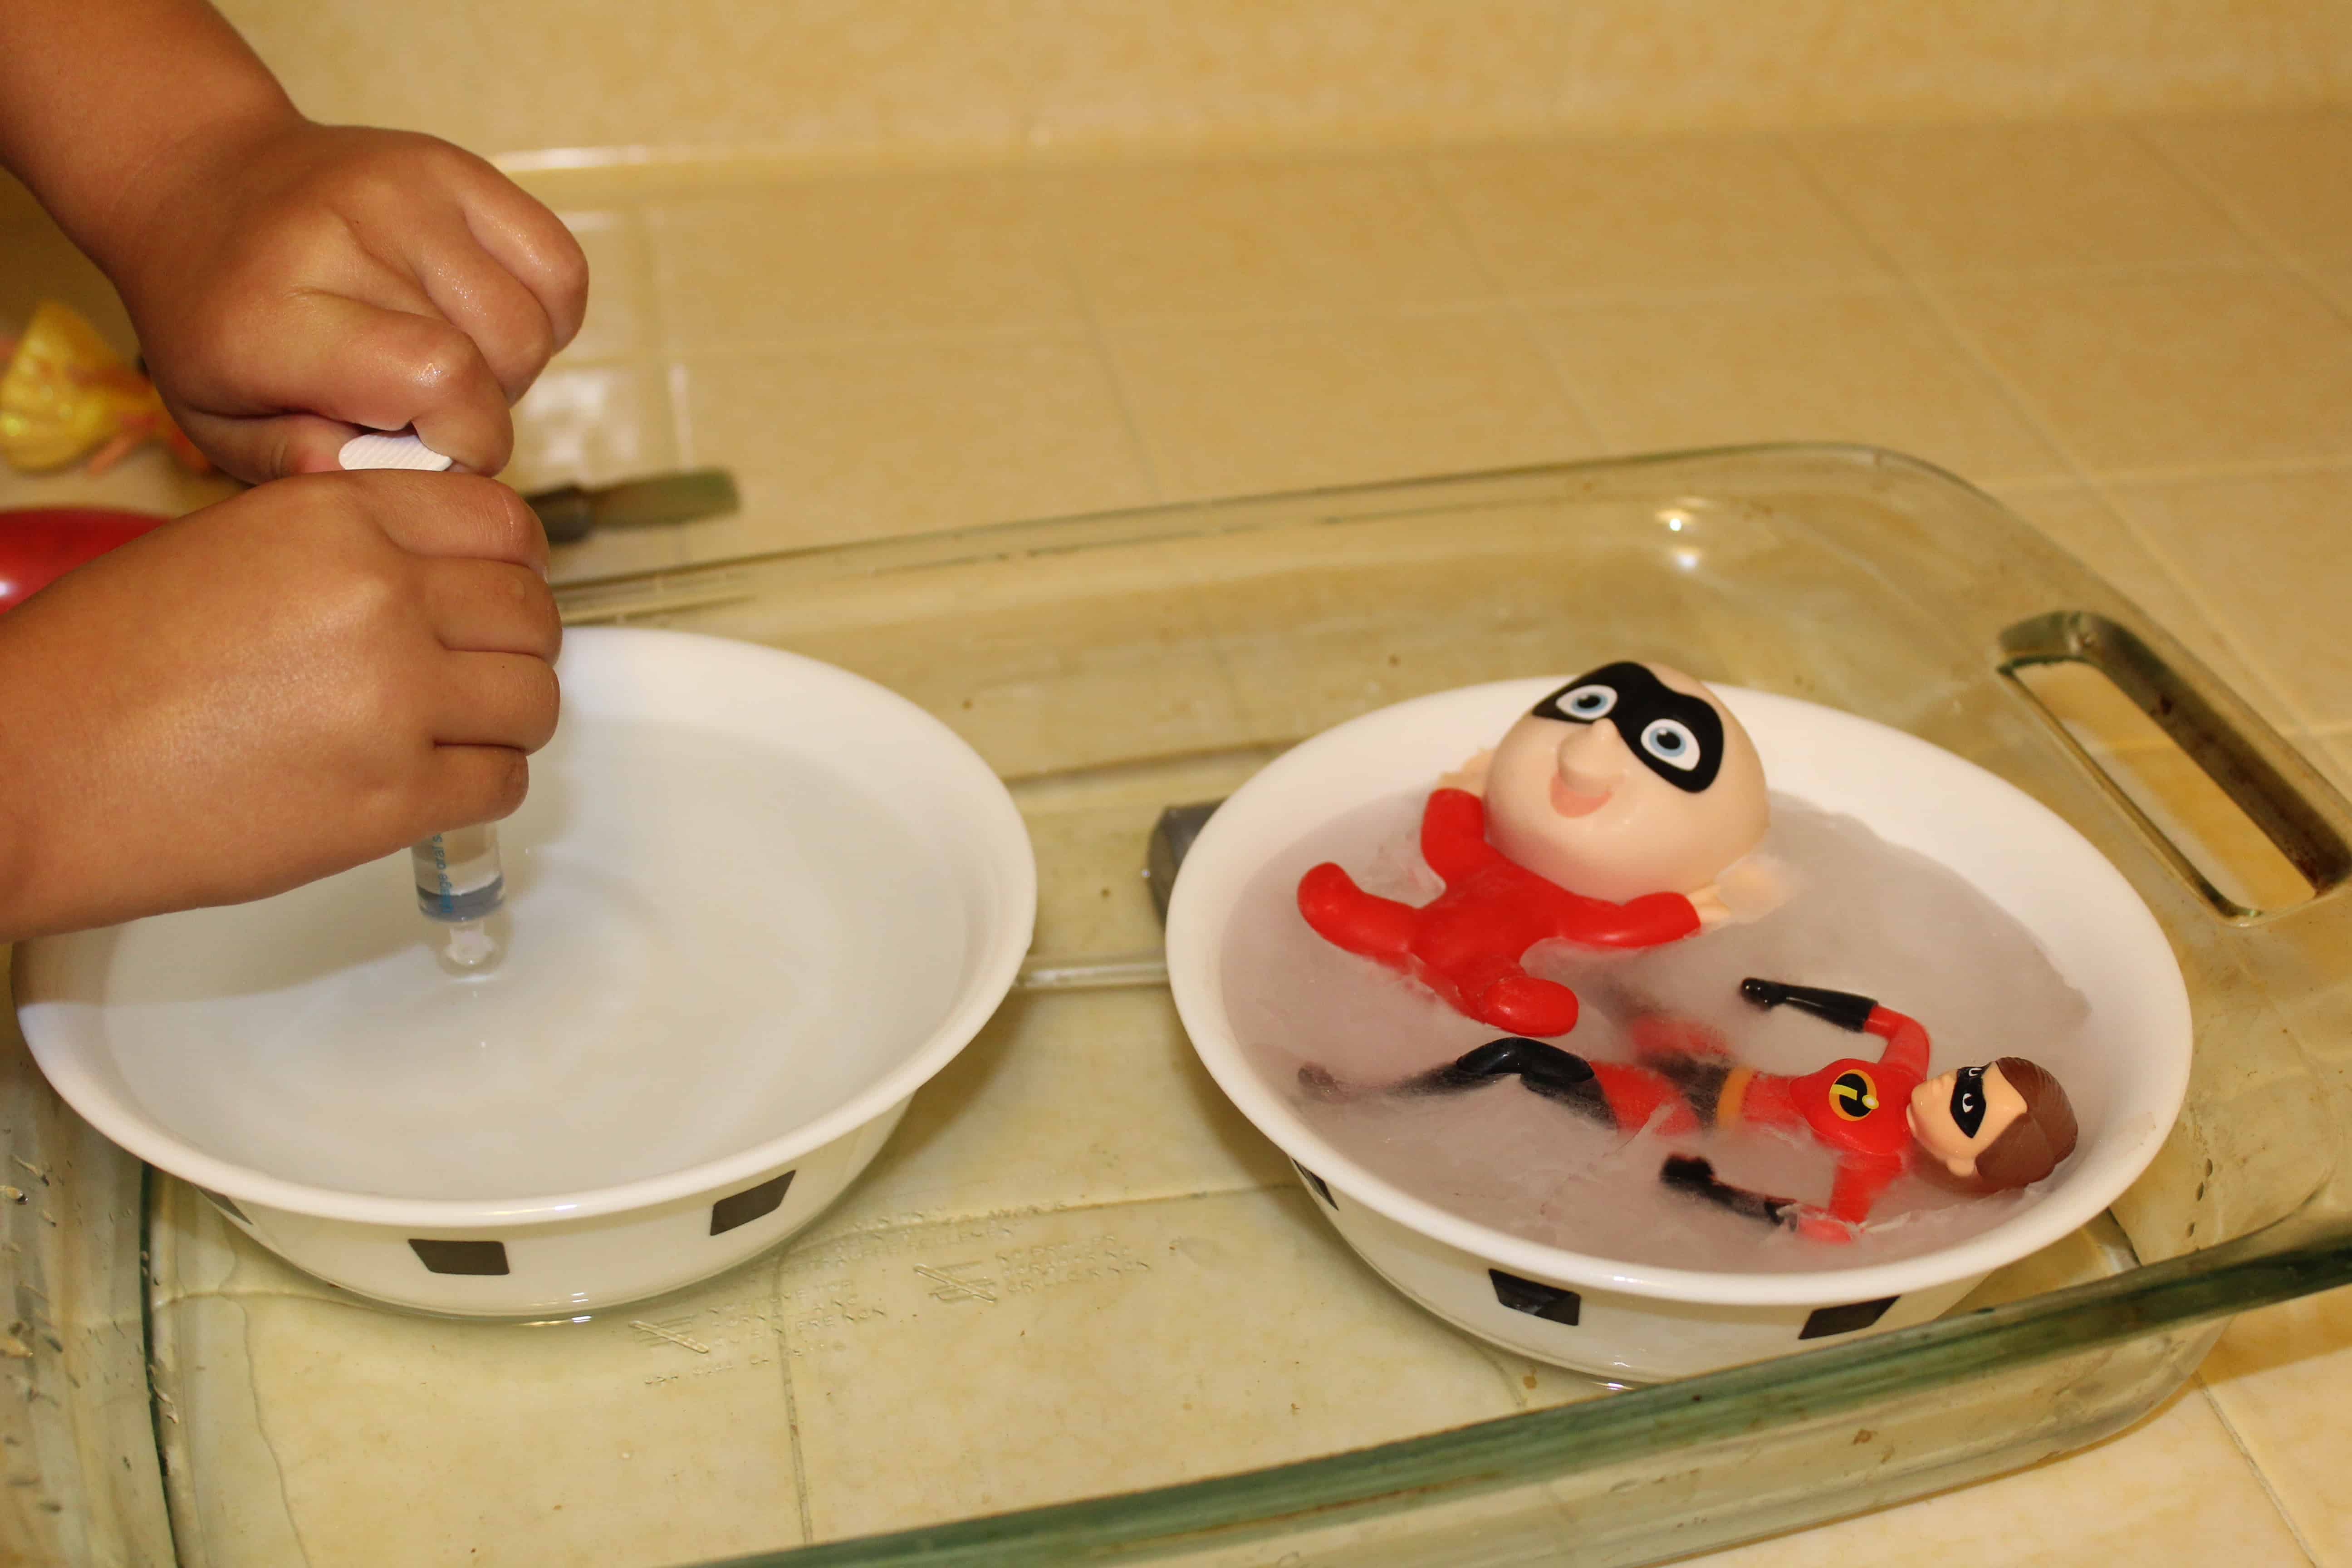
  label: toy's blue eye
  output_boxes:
[1562,684,1615,719]
[1642,718,1699,769]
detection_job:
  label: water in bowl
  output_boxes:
[80,718,969,1202]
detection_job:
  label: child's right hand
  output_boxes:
[104,119,588,483]
[0,471,559,941]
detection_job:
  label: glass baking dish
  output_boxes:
[8,444,2350,1568]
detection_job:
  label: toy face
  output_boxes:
[1483,662,1769,902]
[1906,1062,2029,1180]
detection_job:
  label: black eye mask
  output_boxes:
[1949,1064,1989,1139]
[1529,661,1726,793]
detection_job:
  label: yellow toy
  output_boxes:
[0,300,208,475]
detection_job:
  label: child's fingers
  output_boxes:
[345,471,549,575]
[431,651,561,752]
[422,745,534,831]
[233,294,515,475]
[169,407,360,484]
[452,167,591,353]
[412,225,562,404]
[420,559,563,660]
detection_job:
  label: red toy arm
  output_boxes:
[1545,889,1701,949]
[1418,788,1501,882]
[1822,1156,1904,1230]
[1863,1007,1932,1080]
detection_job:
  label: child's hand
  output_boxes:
[101,119,588,484]
[3,5,582,479]
[0,472,559,941]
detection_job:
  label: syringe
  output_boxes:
[338,429,513,977]
[412,824,510,975]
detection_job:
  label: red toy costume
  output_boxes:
[1402,980,1937,1240]
[1298,788,1700,1038]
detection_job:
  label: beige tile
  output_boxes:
[1793,119,2254,276]
[2313,267,2352,322]
[1024,0,1573,149]
[220,0,2347,164]
[506,362,679,492]
[671,333,1153,555]
[1985,482,2291,729]
[1555,0,1841,131]
[1678,1387,2306,1568]
[228,0,1036,164]
[782,1189,1523,1539]
[508,362,697,583]
[1047,152,1490,320]
[1434,136,1891,297]
[2141,108,2352,265]
[223,1271,806,1564]
[1796,1,2332,124]
[2203,1282,2352,1565]
[546,523,690,588]
[2320,729,2352,803]
[1105,308,1598,499]
[648,171,1083,352]
[1931,270,2352,472]
[541,207,657,362]
[1529,288,2066,485]
[0,441,240,520]
[146,1176,343,1305]
[806,985,1288,1226]
[2105,470,2352,728]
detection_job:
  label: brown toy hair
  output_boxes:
[1976,1057,2078,1190]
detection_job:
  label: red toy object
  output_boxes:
[1366,978,2081,1242]
[0,512,168,616]
[0,506,170,613]
[1299,788,1700,1037]
[1295,662,1776,1038]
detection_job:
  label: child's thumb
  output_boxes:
[171,408,359,485]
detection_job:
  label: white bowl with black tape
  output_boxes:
[1165,678,2191,1382]
[18,629,1035,1317]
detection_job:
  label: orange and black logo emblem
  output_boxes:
[1829,1069,1879,1120]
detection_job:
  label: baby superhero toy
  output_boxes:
[1298,662,1774,1038]
[1348,977,2080,1241]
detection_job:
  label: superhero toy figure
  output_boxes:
[1313,976,2080,1241]
[1298,662,1775,1038]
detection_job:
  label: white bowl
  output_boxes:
[17,627,1036,1317]
[1166,679,2190,1381]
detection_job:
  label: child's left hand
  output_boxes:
[97,118,588,484]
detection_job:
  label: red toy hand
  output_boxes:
[0,507,169,613]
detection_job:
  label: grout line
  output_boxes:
[1779,131,2089,479]
[772,1254,818,1545]
[792,1182,1290,1263]
[1781,127,2329,738]
[1031,167,1174,502]
[2194,1376,2325,1568]
[2058,454,2352,487]
[665,361,696,467]
[2066,469,2329,737]
[1415,150,1615,449]
[653,316,1116,357]
[2126,118,2352,326]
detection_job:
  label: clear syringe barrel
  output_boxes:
[412,825,505,920]
[412,826,508,974]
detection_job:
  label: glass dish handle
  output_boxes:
[1999,610,2352,922]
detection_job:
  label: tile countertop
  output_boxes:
[7,108,2352,1566]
